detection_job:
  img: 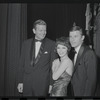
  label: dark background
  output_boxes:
[27,3,86,41]
[0,3,87,96]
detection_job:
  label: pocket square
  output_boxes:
[44,51,48,54]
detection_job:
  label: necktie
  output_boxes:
[73,50,77,65]
[71,48,76,65]
[73,49,76,54]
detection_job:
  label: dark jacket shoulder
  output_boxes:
[45,38,55,43]
[83,44,94,53]
[23,38,33,44]
[82,44,96,59]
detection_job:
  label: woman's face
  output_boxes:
[57,44,68,58]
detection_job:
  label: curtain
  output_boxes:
[0,3,27,96]
[0,3,8,96]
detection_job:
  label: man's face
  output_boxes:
[33,24,47,40]
[69,30,84,48]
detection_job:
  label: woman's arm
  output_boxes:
[53,60,68,80]
[65,60,73,76]
[52,59,59,73]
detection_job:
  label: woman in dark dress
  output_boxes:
[50,37,73,96]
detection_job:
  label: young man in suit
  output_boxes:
[69,25,97,96]
[17,19,56,96]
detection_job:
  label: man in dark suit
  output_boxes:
[17,19,56,96]
[69,25,97,96]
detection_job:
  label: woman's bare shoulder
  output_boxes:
[53,58,59,63]
[63,58,73,67]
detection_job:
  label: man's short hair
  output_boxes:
[33,19,47,29]
[69,25,84,35]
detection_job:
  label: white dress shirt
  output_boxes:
[35,41,42,58]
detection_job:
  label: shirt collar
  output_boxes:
[75,44,82,54]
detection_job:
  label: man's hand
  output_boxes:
[17,83,23,93]
[48,85,52,94]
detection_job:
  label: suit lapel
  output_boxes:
[34,38,46,65]
[73,44,85,74]
[30,38,35,66]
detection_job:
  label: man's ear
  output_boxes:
[32,28,35,34]
[82,35,85,41]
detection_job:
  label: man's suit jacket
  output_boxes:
[71,44,97,96]
[18,37,56,96]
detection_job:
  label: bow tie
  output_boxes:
[35,39,42,42]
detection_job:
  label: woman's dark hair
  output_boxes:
[56,36,71,54]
